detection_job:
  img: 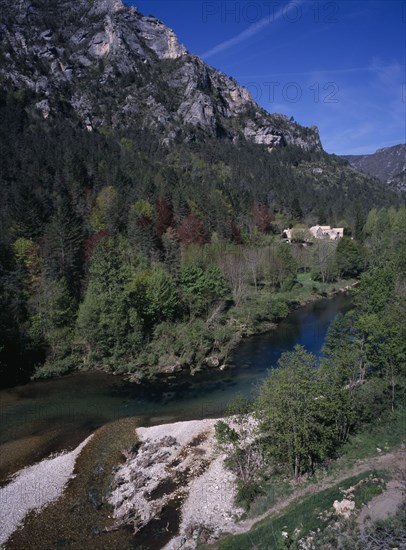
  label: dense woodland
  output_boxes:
[0,86,404,388]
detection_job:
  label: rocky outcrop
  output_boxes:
[135,15,187,59]
[0,0,322,151]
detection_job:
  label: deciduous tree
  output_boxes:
[256,345,340,477]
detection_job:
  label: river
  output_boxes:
[0,293,352,482]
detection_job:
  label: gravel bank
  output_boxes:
[109,419,244,548]
[0,435,93,547]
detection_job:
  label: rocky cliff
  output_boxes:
[0,0,321,151]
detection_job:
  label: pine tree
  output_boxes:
[76,237,143,370]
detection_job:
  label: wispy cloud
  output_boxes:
[237,59,405,81]
[368,57,404,88]
[235,66,375,79]
[201,0,304,60]
[316,58,405,154]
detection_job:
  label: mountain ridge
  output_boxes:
[0,0,321,151]
[0,0,402,229]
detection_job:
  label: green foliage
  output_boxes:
[322,259,406,425]
[90,186,120,233]
[13,237,42,284]
[128,265,178,330]
[364,206,406,271]
[235,480,265,511]
[256,345,343,477]
[217,471,386,550]
[280,273,298,292]
[127,200,159,261]
[272,244,298,288]
[131,199,154,219]
[230,292,290,334]
[76,237,143,371]
[215,420,239,446]
[43,199,83,289]
[137,318,236,374]
[34,354,76,379]
[30,277,75,343]
[269,297,290,319]
[353,268,395,314]
[335,237,364,278]
[180,264,228,317]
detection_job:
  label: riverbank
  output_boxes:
[234,275,358,337]
[3,418,232,548]
[0,292,354,486]
[2,417,242,549]
[5,418,141,549]
[130,275,358,381]
[29,275,357,384]
[4,414,404,550]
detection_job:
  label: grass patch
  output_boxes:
[352,473,387,508]
[216,470,386,550]
[244,477,293,519]
[7,418,140,550]
[280,273,357,304]
[339,408,406,463]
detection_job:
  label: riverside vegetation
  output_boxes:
[210,208,406,548]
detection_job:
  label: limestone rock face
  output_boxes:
[89,0,124,15]
[135,15,187,59]
[0,0,322,151]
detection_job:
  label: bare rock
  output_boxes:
[0,0,322,152]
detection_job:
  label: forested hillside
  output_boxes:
[0,0,404,388]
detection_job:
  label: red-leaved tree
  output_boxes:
[155,197,174,236]
[252,205,275,233]
[177,214,209,247]
[83,229,109,261]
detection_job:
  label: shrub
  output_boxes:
[269,297,289,320]
[235,480,265,511]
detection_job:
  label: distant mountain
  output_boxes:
[342,144,406,192]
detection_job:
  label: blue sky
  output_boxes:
[131,1,405,155]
